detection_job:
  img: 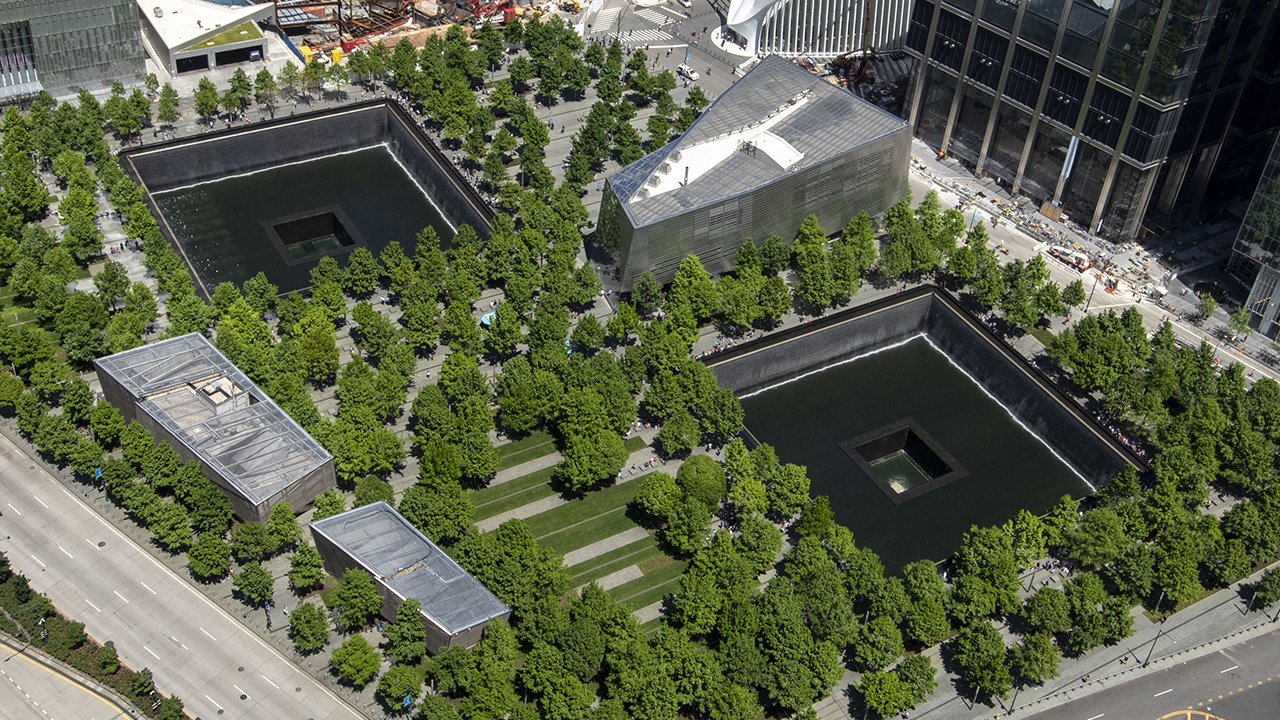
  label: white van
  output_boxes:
[677,63,700,81]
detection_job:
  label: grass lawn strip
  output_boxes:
[471,466,554,507]
[524,477,644,537]
[568,536,657,576]
[640,618,663,635]
[623,436,648,453]
[497,442,559,470]
[572,545,664,587]
[539,509,639,555]
[496,431,554,457]
[612,558,687,609]
[471,482,558,521]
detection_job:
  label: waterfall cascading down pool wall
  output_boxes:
[706,286,1144,492]
[118,100,493,299]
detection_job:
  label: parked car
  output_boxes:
[677,63,700,81]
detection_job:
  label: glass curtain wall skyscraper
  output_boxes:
[0,0,144,101]
[902,0,1280,242]
[1230,133,1280,334]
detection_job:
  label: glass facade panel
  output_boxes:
[931,10,970,71]
[966,27,1007,89]
[981,0,1019,31]
[919,66,958,149]
[987,103,1032,185]
[1044,63,1088,126]
[943,0,977,14]
[951,85,995,162]
[1006,45,1049,109]
[1116,0,1161,27]
[1022,121,1072,199]
[1,0,143,96]
[1101,162,1157,238]
[907,0,935,52]
[1143,70,1190,104]
[1018,4,1059,51]
[1084,82,1128,148]
[1062,141,1112,228]
[1059,1,1109,68]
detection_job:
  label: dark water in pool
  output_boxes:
[153,145,452,294]
[740,336,1089,573]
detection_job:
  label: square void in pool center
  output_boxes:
[840,418,969,503]
[261,205,367,266]
[150,145,451,294]
[738,335,1089,571]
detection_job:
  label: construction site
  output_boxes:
[261,0,575,58]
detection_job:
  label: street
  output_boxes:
[1023,626,1280,720]
[0,431,363,720]
[0,638,126,720]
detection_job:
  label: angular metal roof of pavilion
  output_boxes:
[311,502,509,634]
[95,333,331,505]
[607,54,910,227]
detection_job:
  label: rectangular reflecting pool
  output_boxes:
[739,335,1092,573]
[152,146,449,293]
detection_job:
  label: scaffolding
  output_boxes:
[265,0,412,40]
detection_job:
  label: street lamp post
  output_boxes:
[1084,272,1102,313]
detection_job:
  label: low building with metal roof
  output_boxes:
[310,502,510,652]
[598,54,912,290]
[94,333,334,523]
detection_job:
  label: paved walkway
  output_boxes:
[633,600,666,624]
[592,566,645,593]
[562,527,651,566]
[489,450,563,487]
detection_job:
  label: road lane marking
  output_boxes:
[84,599,101,613]
[205,695,223,710]
[7,503,21,515]
[85,539,99,550]
[1221,665,1238,673]
[1085,714,1105,720]
[112,590,128,603]
[1154,688,1173,697]
[57,546,72,558]
[200,628,216,641]
[143,646,159,659]
[32,496,46,508]
[261,675,279,689]
[2,433,364,720]
[234,683,250,698]
[139,581,155,595]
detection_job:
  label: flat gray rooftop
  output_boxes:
[95,333,331,504]
[310,503,508,634]
[608,54,910,227]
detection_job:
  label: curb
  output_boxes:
[0,632,145,719]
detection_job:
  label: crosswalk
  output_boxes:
[591,6,620,33]
[634,8,671,24]
[611,28,675,43]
